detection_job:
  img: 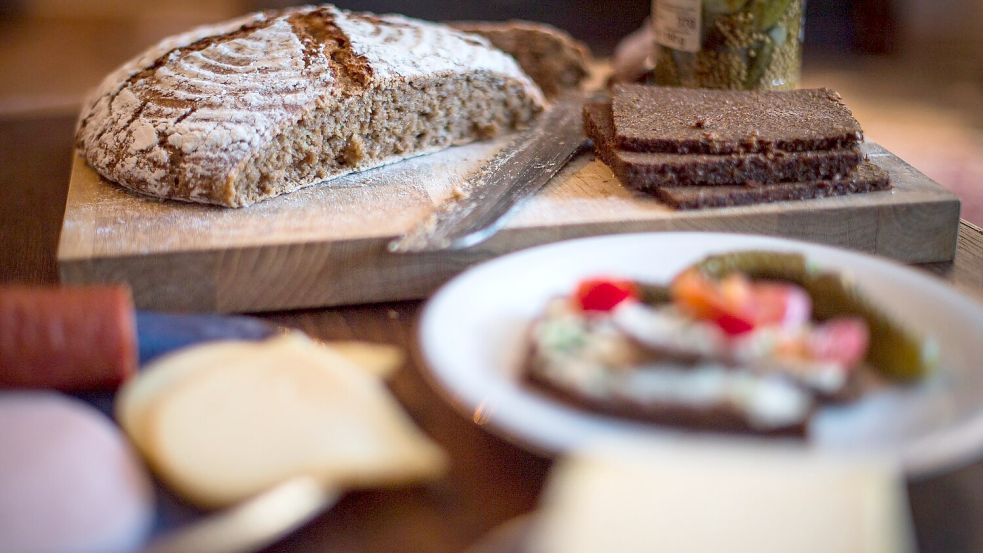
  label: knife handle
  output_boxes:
[136,311,277,365]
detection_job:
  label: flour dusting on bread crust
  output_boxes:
[76,5,545,207]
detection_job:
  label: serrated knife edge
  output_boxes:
[387,94,587,253]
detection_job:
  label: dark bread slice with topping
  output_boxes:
[611,85,864,154]
[524,369,809,437]
[585,101,863,188]
[522,301,817,438]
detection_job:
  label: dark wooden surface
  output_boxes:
[2,113,983,553]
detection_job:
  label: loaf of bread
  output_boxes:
[76,5,545,207]
[450,20,591,98]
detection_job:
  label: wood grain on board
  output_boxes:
[57,142,961,312]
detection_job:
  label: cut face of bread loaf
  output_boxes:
[450,20,592,98]
[76,5,546,207]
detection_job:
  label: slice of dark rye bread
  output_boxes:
[612,85,864,154]
[585,102,863,187]
[654,164,890,209]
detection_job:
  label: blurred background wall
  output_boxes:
[0,0,981,222]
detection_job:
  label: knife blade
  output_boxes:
[142,477,337,553]
[387,93,588,253]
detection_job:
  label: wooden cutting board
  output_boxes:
[57,142,960,313]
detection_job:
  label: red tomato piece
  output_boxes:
[807,317,870,367]
[713,312,756,336]
[575,278,638,312]
[671,269,730,320]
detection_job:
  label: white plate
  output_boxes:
[418,232,983,476]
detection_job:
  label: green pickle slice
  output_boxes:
[638,283,672,305]
[689,251,937,381]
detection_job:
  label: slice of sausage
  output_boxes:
[0,286,137,391]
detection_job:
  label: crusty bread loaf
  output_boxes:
[76,5,545,207]
[450,20,591,98]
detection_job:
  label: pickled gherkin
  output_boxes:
[650,0,803,90]
[638,283,672,305]
[687,250,937,381]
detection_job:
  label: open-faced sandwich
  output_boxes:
[525,251,936,437]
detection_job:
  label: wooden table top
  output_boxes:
[2,114,983,553]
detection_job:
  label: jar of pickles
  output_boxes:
[651,0,804,90]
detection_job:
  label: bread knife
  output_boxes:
[387,93,588,253]
[135,311,277,365]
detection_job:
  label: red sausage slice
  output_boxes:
[0,286,137,391]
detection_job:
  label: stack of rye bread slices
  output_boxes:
[585,85,891,209]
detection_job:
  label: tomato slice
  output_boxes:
[672,270,817,337]
[575,278,638,312]
[714,312,756,336]
[671,269,732,320]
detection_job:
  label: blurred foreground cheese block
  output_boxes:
[118,334,445,508]
[0,392,154,553]
[324,341,405,380]
[530,441,913,553]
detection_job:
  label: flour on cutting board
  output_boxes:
[65,138,511,255]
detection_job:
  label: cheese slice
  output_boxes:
[322,340,405,380]
[117,340,260,457]
[530,440,913,553]
[116,334,405,458]
[120,334,444,508]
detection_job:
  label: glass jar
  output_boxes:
[650,0,804,90]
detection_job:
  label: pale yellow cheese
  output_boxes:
[530,441,914,553]
[116,341,264,458]
[116,334,444,509]
[116,335,405,458]
[321,340,405,380]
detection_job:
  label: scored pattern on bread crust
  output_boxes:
[76,4,543,206]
